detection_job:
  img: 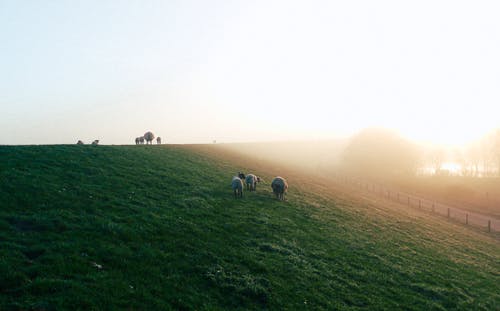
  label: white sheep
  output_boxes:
[144,131,155,145]
[157,137,161,144]
[271,176,288,200]
[245,174,261,191]
[231,176,244,198]
[92,140,99,146]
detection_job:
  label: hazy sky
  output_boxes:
[1,1,499,145]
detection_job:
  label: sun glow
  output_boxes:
[441,162,462,174]
[1,1,499,145]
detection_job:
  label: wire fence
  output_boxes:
[333,175,499,233]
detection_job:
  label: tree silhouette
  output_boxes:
[341,128,420,177]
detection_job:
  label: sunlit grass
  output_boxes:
[0,145,498,310]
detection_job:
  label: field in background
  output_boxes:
[0,145,499,310]
[218,142,500,219]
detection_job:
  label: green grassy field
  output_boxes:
[0,145,498,310]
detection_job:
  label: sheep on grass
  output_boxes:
[245,174,261,191]
[271,176,288,200]
[231,176,244,198]
[144,131,155,145]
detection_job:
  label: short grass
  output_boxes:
[0,145,498,310]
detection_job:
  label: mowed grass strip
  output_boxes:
[0,145,498,310]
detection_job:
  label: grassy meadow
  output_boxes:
[0,145,499,310]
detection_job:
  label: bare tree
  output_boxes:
[429,149,445,175]
[466,144,482,177]
[341,128,420,178]
[493,129,500,177]
[454,148,471,177]
[481,132,498,177]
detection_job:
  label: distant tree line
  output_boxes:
[451,129,500,177]
[341,128,500,178]
[340,128,420,178]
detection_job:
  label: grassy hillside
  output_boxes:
[0,145,498,310]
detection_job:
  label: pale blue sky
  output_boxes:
[1,1,499,145]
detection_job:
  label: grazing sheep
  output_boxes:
[92,140,99,146]
[144,131,155,145]
[271,176,288,200]
[245,174,261,191]
[231,176,244,198]
[139,136,145,144]
[77,140,84,145]
[135,137,140,145]
[157,137,161,144]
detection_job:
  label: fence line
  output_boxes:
[332,174,499,233]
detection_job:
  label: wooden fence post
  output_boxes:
[447,208,450,218]
[466,214,468,225]
[432,202,435,213]
[488,220,491,232]
[419,200,421,209]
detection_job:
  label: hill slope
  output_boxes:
[0,145,498,310]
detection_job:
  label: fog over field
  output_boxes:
[2,0,499,231]
[218,127,500,218]
[2,0,499,223]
